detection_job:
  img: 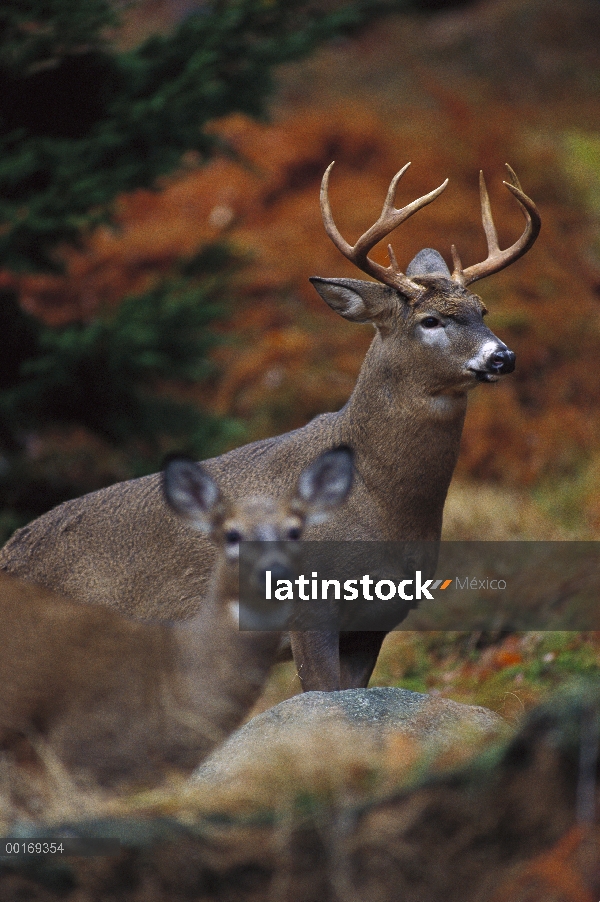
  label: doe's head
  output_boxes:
[162,446,354,628]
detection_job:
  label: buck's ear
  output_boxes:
[310,277,397,324]
[295,445,354,526]
[162,456,224,533]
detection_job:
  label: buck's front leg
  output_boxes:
[290,630,340,691]
[339,631,387,689]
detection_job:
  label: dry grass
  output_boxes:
[0,688,598,902]
[0,713,500,835]
[442,478,573,540]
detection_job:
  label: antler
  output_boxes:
[451,165,541,287]
[320,162,449,300]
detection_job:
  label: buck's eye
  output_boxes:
[421,316,441,329]
[287,526,302,541]
[225,529,242,545]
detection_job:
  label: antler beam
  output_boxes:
[452,165,541,287]
[320,162,449,300]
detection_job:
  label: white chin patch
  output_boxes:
[227,601,240,626]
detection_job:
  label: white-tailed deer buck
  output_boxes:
[0,163,540,693]
[0,447,353,788]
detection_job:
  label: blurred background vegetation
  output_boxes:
[0,0,426,537]
[1,0,600,712]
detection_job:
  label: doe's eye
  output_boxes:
[287,526,302,541]
[422,316,441,329]
[225,529,242,545]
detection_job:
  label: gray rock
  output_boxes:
[191,688,505,786]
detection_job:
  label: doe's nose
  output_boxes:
[488,348,515,374]
[258,560,294,589]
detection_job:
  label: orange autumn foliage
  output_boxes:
[493,825,599,902]
[4,8,600,517]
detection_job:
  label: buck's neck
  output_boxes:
[337,332,468,535]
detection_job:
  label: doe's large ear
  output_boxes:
[310,277,397,324]
[162,456,224,533]
[295,445,354,526]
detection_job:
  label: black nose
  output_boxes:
[259,561,294,588]
[488,348,515,374]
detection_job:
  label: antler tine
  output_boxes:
[351,161,413,258]
[320,162,355,261]
[320,162,449,299]
[479,170,500,258]
[458,164,541,287]
[450,244,464,285]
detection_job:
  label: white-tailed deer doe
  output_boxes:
[0,447,353,788]
[0,163,540,693]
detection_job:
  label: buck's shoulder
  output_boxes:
[197,412,340,483]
